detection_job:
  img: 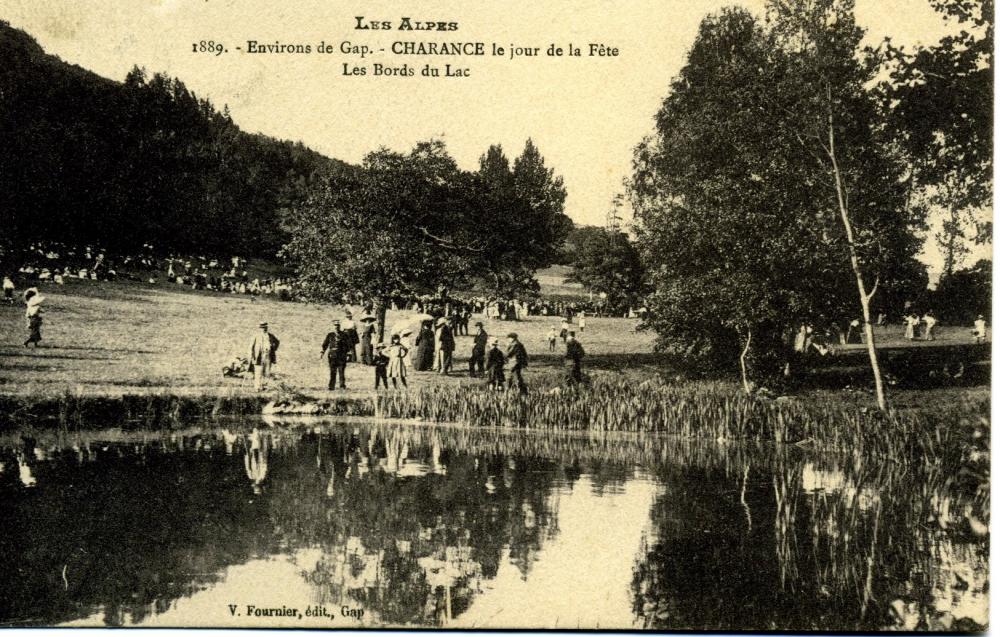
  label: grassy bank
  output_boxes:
[2,376,987,469]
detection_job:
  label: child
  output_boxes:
[547,326,558,352]
[386,334,408,388]
[374,343,390,389]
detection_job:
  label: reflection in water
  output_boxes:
[0,421,987,630]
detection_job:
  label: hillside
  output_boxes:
[0,21,350,265]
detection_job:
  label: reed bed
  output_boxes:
[373,378,988,460]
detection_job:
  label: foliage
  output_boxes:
[630,3,925,383]
[564,226,646,313]
[0,22,339,267]
[468,141,572,297]
[878,0,993,270]
[282,140,570,334]
[931,259,992,324]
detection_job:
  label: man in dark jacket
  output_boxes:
[564,331,585,386]
[321,320,350,390]
[469,322,488,377]
[505,332,528,394]
[484,338,506,390]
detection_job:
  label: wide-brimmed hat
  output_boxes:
[436,317,447,326]
[333,319,341,326]
[507,332,518,339]
[258,321,268,328]
[475,321,483,327]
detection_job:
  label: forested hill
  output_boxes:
[0,21,350,262]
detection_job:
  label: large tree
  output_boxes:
[281,142,478,339]
[767,0,926,410]
[282,140,572,337]
[631,4,924,402]
[467,141,572,298]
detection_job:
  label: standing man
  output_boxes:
[248,321,280,392]
[434,317,455,375]
[321,320,349,390]
[484,338,506,390]
[564,331,585,386]
[341,310,359,362]
[469,321,488,377]
[505,332,528,394]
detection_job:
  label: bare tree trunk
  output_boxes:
[739,327,753,395]
[824,88,887,411]
[374,296,388,344]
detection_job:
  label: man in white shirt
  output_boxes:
[248,322,279,391]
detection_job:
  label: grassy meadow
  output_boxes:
[0,276,989,433]
[0,278,658,399]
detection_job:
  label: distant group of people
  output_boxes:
[792,309,988,356]
[902,311,940,341]
[241,307,589,395]
[10,243,298,301]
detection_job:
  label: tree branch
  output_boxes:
[416,226,485,253]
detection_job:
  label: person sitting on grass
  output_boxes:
[485,338,506,391]
[374,343,390,389]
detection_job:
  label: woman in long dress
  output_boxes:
[413,321,435,371]
[23,288,43,347]
[359,318,375,365]
[386,334,409,388]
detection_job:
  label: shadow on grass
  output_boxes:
[33,345,158,354]
[0,351,119,361]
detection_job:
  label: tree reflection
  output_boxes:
[630,438,989,631]
[0,422,986,630]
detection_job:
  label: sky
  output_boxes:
[1,0,991,272]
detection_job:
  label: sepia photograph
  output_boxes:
[0,0,992,631]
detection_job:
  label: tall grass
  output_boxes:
[373,378,988,460]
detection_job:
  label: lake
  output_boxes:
[0,420,987,630]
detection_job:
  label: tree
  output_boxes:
[632,7,854,388]
[880,0,993,264]
[767,0,926,410]
[631,4,924,401]
[282,142,478,341]
[564,226,645,314]
[467,141,572,298]
[931,259,991,325]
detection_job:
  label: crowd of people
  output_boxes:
[240,307,590,395]
[8,243,296,301]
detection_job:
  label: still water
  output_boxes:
[0,421,988,630]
